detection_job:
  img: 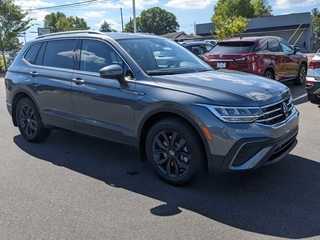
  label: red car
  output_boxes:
[202,36,308,85]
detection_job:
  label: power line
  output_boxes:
[30,0,120,11]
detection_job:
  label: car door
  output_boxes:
[24,39,77,130]
[265,38,286,80]
[71,39,135,145]
[280,40,300,79]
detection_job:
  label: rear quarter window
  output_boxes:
[24,43,42,64]
[209,41,255,54]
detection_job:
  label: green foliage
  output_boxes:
[124,7,179,35]
[212,0,256,39]
[139,7,179,35]
[44,12,90,32]
[124,18,141,33]
[0,0,34,70]
[214,0,254,19]
[212,15,249,40]
[312,8,320,37]
[100,21,116,32]
[251,0,272,17]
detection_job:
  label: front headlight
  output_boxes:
[196,104,263,123]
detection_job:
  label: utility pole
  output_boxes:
[132,0,136,33]
[120,8,124,33]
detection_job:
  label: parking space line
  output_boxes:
[293,93,307,102]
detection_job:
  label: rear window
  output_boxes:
[209,41,255,54]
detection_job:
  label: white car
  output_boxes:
[305,51,320,105]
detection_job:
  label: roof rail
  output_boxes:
[36,30,104,39]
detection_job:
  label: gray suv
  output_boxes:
[4,30,299,185]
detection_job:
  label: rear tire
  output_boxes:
[146,117,206,186]
[293,63,306,85]
[16,98,51,142]
[263,70,274,79]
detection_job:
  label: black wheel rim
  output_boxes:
[152,130,190,178]
[19,105,37,138]
[299,66,306,82]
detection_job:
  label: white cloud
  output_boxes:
[274,0,318,9]
[165,0,216,9]
[82,11,106,19]
[15,0,55,9]
[122,0,158,9]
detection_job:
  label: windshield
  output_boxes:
[117,37,213,75]
[209,41,255,54]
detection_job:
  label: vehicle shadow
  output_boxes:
[283,81,308,105]
[14,130,320,239]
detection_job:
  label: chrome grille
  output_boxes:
[256,97,293,125]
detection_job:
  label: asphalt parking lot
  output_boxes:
[1,70,320,239]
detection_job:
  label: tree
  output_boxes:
[140,7,179,35]
[251,0,272,17]
[127,7,179,35]
[312,8,320,39]
[214,0,254,19]
[124,18,141,33]
[44,12,66,33]
[0,0,35,70]
[100,21,116,32]
[212,15,249,40]
[212,0,253,39]
[44,12,89,32]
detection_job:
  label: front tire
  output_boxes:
[293,63,306,85]
[16,98,51,142]
[146,117,206,186]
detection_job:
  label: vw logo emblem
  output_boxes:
[219,55,223,59]
[281,102,289,117]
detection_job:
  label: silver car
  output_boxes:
[4,30,299,185]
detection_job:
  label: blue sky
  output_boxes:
[15,0,320,42]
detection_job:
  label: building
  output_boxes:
[195,12,313,51]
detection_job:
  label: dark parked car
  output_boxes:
[203,36,308,85]
[4,31,299,185]
[181,41,215,58]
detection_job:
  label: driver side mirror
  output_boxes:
[293,45,301,53]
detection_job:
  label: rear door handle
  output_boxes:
[72,78,85,85]
[29,71,38,77]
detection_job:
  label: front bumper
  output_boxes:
[210,126,298,171]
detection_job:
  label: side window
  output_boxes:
[204,45,214,53]
[43,40,76,69]
[24,43,42,64]
[35,42,46,65]
[268,39,280,52]
[280,42,293,53]
[254,40,267,52]
[80,39,118,73]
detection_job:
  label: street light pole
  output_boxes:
[132,0,136,33]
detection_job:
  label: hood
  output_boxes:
[151,70,290,106]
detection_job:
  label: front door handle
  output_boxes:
[29,71,38,77]
[72,78,85,85]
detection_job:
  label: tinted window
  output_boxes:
[43,40,76,69]
[79,39,120,73]
[254,40,268,52]
[209,42,254,54]
[35,42,46,65]
[267,39,281,52]
[24,43,42,64]
[280,41,293,53]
